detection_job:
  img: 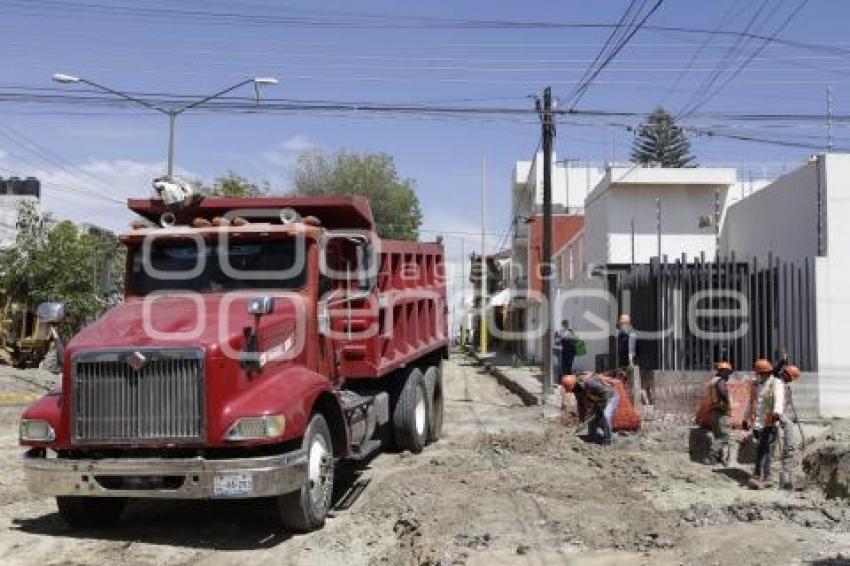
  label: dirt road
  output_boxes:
[0,357,848,565]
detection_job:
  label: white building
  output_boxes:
[509,154,603,363]
[512,152,605,216]
[583,166,737,266]
[720,154,850,418]
[0,177,41,247]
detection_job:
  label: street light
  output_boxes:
[52,73,279,177]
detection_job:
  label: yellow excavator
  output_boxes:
[0,299,59,369]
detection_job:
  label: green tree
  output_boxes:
[630,107,696,167]
[201,171,270,198]
[0,200,123,334]
[292,150,422,240]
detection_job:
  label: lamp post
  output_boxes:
[52,73,278,177]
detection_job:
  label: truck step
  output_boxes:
[347,438,382,462]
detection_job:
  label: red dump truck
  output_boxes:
[18,196,448,531]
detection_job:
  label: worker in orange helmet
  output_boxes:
[775,363,802,459]
[705,361,735,466]
[563,373,620,445]
[743,358,785,488]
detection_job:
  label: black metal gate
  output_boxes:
[616,253,817,371]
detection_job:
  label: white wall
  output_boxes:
[514,153,604,212]
[813,155,850,417]
[720,158,821,264]
[720,154,850,418]
[583,167,735,265]
[606,184,726,263]
[583,188,610,266]
[814,256,850,418]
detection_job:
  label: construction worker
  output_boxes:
[705,361,734,466]
[616,314,637,369]
[743,358,785,488]
[776,364,802,457]
[563,373,620,445]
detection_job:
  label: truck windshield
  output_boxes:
[129,239,306,293]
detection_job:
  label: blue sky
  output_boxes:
[0,0,847,288]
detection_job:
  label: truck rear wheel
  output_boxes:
[277,413,335,532]
[393,368,428,453]
[424,365,444,443]
[56,496,126,529]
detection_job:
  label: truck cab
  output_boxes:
[19,196,448,532]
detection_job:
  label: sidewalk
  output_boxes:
[468,349,561,410]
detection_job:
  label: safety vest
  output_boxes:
[750,376,779,427]
[707,375,730,414]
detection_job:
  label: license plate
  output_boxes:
[213,473,254,497]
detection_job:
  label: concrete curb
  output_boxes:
[468,351,540,407]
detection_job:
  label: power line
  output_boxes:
[568,0,665,109]
[658,0,743,106]
[678,0,811,119]
[1,0,847,61]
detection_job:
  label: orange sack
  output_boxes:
[608,378,642,431]
[695,378,751,429]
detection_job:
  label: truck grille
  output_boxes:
[72,349,205,443]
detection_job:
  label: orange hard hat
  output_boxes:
[562,374,578,392]
[715,361,733,372]
[782,365,801,381]
[753,359,773,374]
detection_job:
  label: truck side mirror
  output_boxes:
[241,297,274,373]
[356,243,377,291]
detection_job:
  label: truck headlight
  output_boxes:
[225,414,285,440]
[20,419,55,442]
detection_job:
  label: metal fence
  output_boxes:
[616,253,817,372]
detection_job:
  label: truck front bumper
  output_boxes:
[23,448,308,499]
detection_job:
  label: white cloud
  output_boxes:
[260,134,319,168]
[30,159,201,233]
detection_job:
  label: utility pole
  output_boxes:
[656,197,662,260]
[610,127,616,165]
[826,86,834,152]
[537,87,555,397]
[479,155,488,354]
[714,189,721,251]
[460,239,466,346]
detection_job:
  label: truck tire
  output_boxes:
[424,365,444,443]
[392,368,428,453]
[277,413,335,532]
[56,496,126,528]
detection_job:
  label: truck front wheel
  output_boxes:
[56,496,126,528]
[277,413,335,532]
[392,368,428,453]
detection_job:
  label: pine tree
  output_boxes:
[630,107,696,167]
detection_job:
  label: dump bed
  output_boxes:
[337,239,448,380]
